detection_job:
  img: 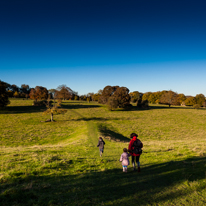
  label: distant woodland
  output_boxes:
[0,80,206,110]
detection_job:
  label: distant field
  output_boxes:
[0,99,206,205]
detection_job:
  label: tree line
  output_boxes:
[0,80,206,110]
[141,91,206,108]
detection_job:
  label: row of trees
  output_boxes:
[0,81,79,101]
[1,80,206,109]
[141,91,206,107]
[91,87,206,109]
[29,85,77,104]
[2,82,31,98]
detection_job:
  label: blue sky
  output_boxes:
[0,0,206,96]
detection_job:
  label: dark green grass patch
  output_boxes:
[1,156,205,206]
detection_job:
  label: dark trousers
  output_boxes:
[132,156,140,167]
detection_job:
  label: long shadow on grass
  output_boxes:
[71,117,121,122]
[120,105,197,112]
[0,106,46,114]
[149,105,198,110]
[61,104,101,110]
[0,103,101,114]
[1,156,206,205]
[98,125,130,142]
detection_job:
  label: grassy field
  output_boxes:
[0,99,206,206]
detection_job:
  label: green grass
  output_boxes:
[0,99,206,205]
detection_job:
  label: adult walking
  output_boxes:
[128,133,143,172]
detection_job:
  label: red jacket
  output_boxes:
[128,136,143,156]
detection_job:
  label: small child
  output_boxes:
[97,137,105,157]
[119,148,131,172]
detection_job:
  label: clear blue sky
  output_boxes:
[1,0,206,96]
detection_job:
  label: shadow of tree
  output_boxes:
[0,103,101,115]
[149,105,197,110]
[1,156,205,205]
[118,105,197,112]
[98,125,130,142]
[61,104,101,110]
[1,102,199,115]
[0,106,46,114]
[69,117,121,122]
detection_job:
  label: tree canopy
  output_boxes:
[29,86,48,101]
[99,85,130,110]
[195,94,205,106]
[185,96,197,106]
[98,86,119,104]
[159,90,178,107]
[0,81,10,108]
[55,85,74,100]
[112,87,130,108]
[130,91,141,103]
[177,93,186,105]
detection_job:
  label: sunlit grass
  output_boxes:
[0,100,206,205]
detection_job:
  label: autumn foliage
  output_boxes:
[43,99,67,122]
[55,85,74,100]
[29,86,48,101]
[159,90,178,107]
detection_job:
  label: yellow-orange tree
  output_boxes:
[29,86,48,102]
[43,99,67,122]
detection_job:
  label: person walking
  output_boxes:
[119,148,131,172]
[128,133,143,172]
[97,137,105,157]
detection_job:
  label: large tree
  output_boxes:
[185,96,197,106]
[93,90,103,102]
[29,86,48,101]
[112,87,130,108]
[55,85,73,100]
[20,84,30,98]
[130,91,141,103]
[99,85,130,109]
[148,91,163,104]
[195,94,205,106]
[98,86,119,104]
[159,90,178,107]
[0,81,10,108]
[142,92,152,101]
[107,96,118,110]
[177,93,186,105]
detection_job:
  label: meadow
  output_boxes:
[0,99,206,206]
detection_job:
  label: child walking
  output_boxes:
[97,137,105,157]
[119,148,131,172]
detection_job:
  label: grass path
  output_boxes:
[1,100,206,205]
[69,108,121,169]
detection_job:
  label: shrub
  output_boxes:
[32,100,47,106]
[137,99,149,109]
[193,104,200,109]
